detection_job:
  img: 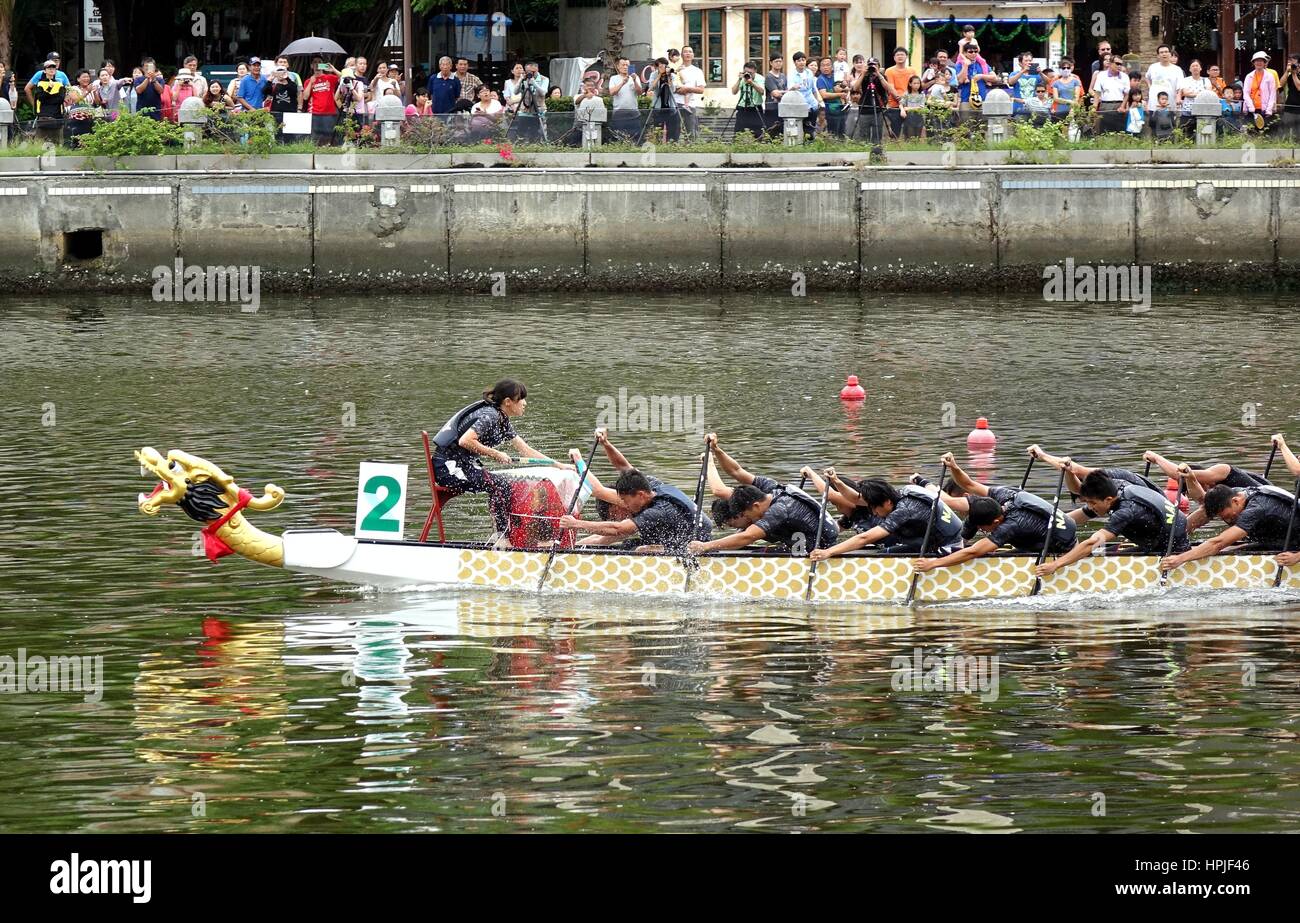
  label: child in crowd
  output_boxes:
[899,75,926,139]
[1148,90,1176,140]
[1124,88,1146,135]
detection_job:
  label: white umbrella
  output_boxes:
[279,37,347,57]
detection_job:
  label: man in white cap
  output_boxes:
[24,50,69,106]
[1243,50,1279,128]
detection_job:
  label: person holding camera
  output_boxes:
[851,57,890,145]
[1007,52,1042,117]
[303,61,341,146]
[731,60,766,139]
[647,56,681,142]
[133,58,167,120]
[608,57,644,142]
[265,65,302,139]
[762,53,787,138]
[1282,54,1300,140]
[505,60,547,143]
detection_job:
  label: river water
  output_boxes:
[1,292,1298,833]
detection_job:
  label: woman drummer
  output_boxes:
[430,380,563,534]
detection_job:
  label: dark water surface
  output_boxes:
[1,293,1298,832]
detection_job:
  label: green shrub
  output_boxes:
[78,112,184,156]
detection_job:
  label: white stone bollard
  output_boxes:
[178,97,207,150]
[0,99,13,149]
[375,95,406,148]
[577,100,607,150]
[779,92,809,146]
[1190,90,1222,146]
[982,89,1013,144]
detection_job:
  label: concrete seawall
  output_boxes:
[2,165,1297,292]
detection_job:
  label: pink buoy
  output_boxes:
[839,374,866,401]
[1165,478,1191,513]
[967,417,997,449]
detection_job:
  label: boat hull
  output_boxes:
[282,530,1300,604]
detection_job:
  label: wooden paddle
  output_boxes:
[1272,477,1300,589]
[683,434,714,593]
[1019,455,1035,491]
[1158,474,1185,587]
[905,466,947,607]
[536,436,601,591]
[1029,464,1069,596]
[1263,441,1278,483]
[803,476,833,602]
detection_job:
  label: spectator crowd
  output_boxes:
[4,32,1300,149]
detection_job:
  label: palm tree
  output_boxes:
[606,0,626,60]
[0,0,15,72]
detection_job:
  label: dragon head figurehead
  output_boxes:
[135,447,286,567]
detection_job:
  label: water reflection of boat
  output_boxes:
[131,617,288,769]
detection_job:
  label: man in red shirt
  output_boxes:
[304,61,341,146]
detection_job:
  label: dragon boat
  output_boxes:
[135,446,1300,605]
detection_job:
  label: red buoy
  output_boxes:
[967,417,997,449]
[1165,478,1191,513]
[839,374,866,401]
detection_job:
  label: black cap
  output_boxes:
[961,496,1002,541]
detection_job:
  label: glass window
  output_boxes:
[806,8,846,64]
[747,8,784,67]
[686,8,727,84]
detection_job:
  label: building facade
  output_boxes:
[562,1,1078,103]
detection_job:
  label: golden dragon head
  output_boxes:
[135,447,285,520]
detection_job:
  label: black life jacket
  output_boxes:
[650,479,697,518]
[773,482,837,532]
[898,484,963,537]
[1219,464,1271,488]
[1007,490,1074,545]
[1119,483,1175,520]
[1006,490,1054,518]
[432,400,492,451]
[1246,484,1297,505]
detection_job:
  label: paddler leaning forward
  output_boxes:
[1159,475,1298,572]
[1034,468,1189,578]
[559,428,711,554]
[430,379,568,535]
[912,452,1076,573]
[687,451,839,556]
[808,475,963,561]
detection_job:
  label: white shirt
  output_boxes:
[609,72,639,110]
[833,60,851,82]
[1176,75,1210,112]
[676,63,704,108]
[1095,70,1129,103]
[471,99,503,116]
[1145,62,1183,107]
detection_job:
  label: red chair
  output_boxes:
[419,430,461,543]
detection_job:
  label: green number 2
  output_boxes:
[361,475,402,532]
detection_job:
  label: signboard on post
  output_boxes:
[85,1,104,42]
[355,462,409,540]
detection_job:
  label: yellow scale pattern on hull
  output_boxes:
[457,549,1300,603]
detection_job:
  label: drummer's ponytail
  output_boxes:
[484,379,527,406]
